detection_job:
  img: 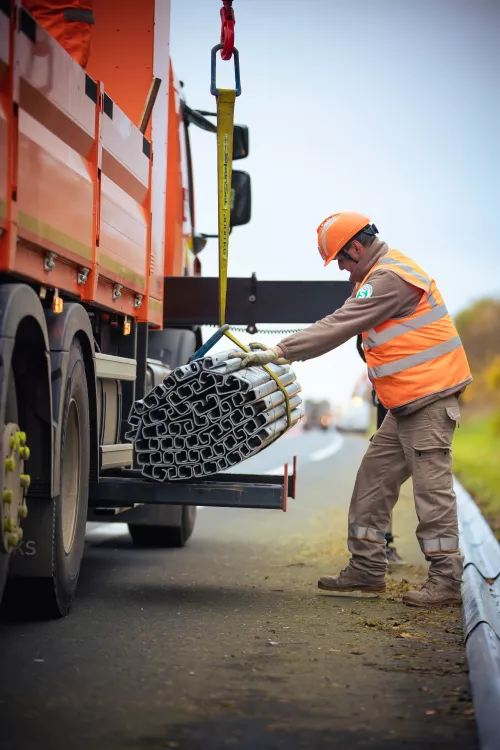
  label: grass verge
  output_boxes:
[453,413,500,536]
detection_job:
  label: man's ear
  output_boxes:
[351,240,363,258]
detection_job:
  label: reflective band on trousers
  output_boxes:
[63,8,95,23]
[377,257,430,290]
[348,524,386,543]
[418,537,460,552]
[320,215,339,257]
[368,335,462,379]
[364,304,449,349]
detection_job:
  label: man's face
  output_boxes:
[337,240,362,274]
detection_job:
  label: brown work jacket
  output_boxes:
[277,239,470,415]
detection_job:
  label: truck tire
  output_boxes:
[127,328,198,548]
[128,505,197,548]
[5,340,90,618]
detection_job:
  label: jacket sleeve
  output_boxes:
[277,271,422,362]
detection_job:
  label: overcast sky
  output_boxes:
[170,0,500,404]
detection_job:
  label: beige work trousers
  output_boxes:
[347,394,463,591]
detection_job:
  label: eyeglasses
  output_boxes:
[338,248,354,261]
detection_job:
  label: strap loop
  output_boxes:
[223,330,293,432]
[210,44,242,97]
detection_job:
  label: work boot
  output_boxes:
[318,566,386,594]
[403,577,461,608]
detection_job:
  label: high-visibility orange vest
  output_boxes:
[355,248,471,409]
[23,1,94,69]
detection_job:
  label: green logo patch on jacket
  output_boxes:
[356,283,373,299]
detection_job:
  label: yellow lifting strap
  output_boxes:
[215,88,236,328]
[210,45,292,433]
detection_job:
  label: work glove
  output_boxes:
[228,342,291,368]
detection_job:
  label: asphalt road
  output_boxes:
[0,428,477,749]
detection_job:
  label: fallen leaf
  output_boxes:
[397,632,416,639]
[426,710,437,716]
[267,640,279,646]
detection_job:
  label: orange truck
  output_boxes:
[0,0,261,618]
[0,1,351,619]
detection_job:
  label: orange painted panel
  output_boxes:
[100,99,149,199]
[86,0,155,130]
[164,63,184,279]
[94,277,143,317]
[0,107,7,232]
[147,0,171,313]
[16,109,94,267]
[16,241,83,294]
[0,10,9,231]
[16,21,95,146]
[99,175,148,295]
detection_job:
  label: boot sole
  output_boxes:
[403,598,461,608]
[318,581,386,594]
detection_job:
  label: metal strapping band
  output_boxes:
[63,8,95,24]
[418,536,460,552]
[364,304,448,349]
[348,524,386,543]
[377,258,430,290]
[320,216,339,257]
[368,335,462,379]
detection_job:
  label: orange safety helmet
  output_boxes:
[317,211,376,267]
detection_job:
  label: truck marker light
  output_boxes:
[123,317,131,336]
[52,290,64,314]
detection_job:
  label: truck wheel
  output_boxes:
[5,341,90,618]
[128,505,197,548]
[0,371,18,603]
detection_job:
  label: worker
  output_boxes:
[23,1,94,69]
[230,212,472,608]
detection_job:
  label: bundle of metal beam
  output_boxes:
[126,350,302,481]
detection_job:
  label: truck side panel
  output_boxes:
[0,4,176,325]
[0,7,9,232]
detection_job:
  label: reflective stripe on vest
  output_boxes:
[376,256,431,290]
[348,524,386,543]
[368,335,462,379]
[364,303,449,349]
[418,536,460,553]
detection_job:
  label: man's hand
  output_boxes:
[228,342,291,368]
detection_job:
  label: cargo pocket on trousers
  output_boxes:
[413,446,453,490]
[446,405,460,428]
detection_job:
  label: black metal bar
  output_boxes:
[100,468,295,498]
[89,475,286,510]
[199,472,294,498]
[135,322,148,402]
[163,277,353,326]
